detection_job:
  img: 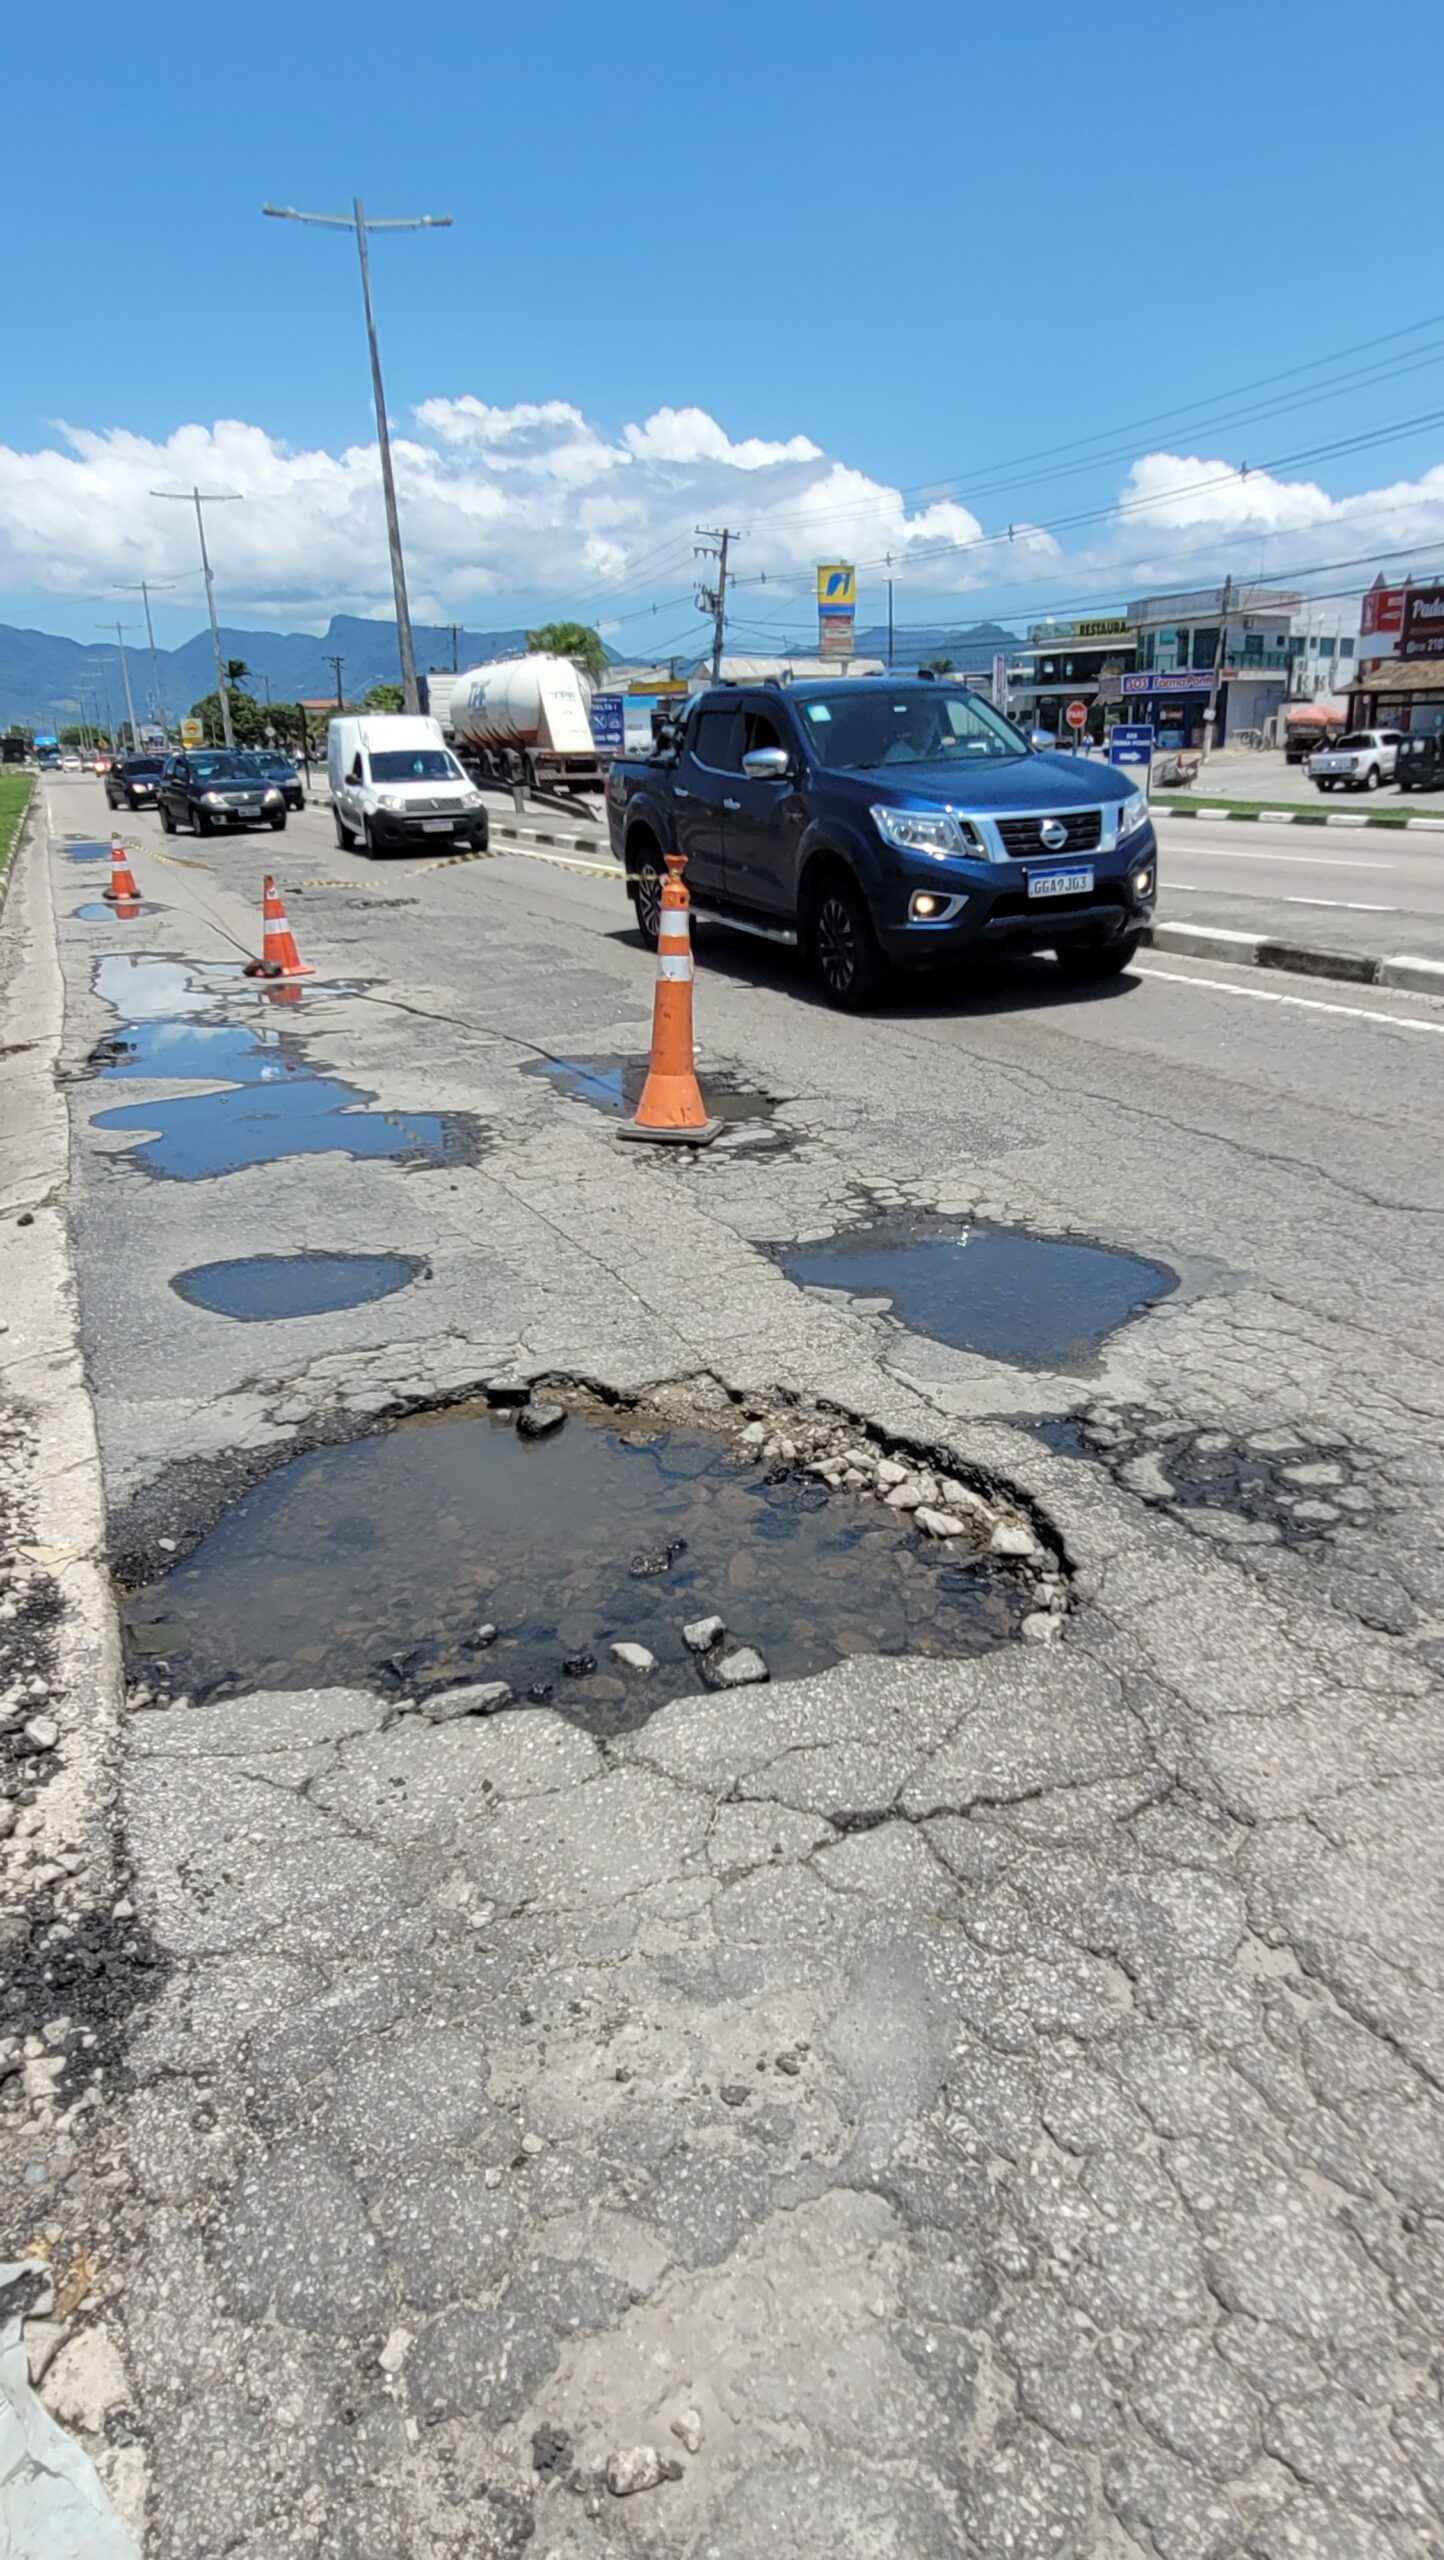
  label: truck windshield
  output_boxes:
[798,688,1026,771]
[368,750,458,782]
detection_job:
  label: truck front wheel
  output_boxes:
[629,848,664,947]
[805,866,885,1010]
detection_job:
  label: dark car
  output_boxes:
[157,751,288,836]
[105,755,167,811]
[240,749,304,812]
[1394,731,1444,793]
[606,679,1157,1007]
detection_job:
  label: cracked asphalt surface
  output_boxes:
[7,775,1444,2556]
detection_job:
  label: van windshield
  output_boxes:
[368,750,459,782]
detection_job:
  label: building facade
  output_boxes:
[1008,615,1136,742]
[1345,579,1444,735]
[1120,586,1303,748]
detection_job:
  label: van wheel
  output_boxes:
[334,807,354,848]
[806,867,885,1009]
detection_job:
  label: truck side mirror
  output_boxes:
[1029,730,1053,753]
[742,747,790,781]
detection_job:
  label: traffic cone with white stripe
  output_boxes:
[102,836,140,902]
[618,852,721,1147]
[243,875,314,980]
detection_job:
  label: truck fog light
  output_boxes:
[1133,866,1154,896]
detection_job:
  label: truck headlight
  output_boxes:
[870,804,979,860]
[263,787,281,803]
[1117,791,1149,841]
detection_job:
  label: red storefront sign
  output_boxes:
[1361,581,1406,638]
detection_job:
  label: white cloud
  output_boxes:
[2,396,1443,634]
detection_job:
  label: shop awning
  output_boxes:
[1352,659,1444,696]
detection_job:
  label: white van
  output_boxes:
[327,714,488,856]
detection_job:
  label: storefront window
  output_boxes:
[1192,628,1220,669]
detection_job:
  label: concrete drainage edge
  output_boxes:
[1146,918,1444,997]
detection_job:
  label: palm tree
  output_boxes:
[525,622,607,682]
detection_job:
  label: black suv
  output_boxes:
[158,751,288,836]
[243,749,305,812]
[105,755,166,811]
[1395,732,1444,792]
[607,679,1158,1006]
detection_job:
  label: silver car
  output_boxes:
[1308,729,1405,793]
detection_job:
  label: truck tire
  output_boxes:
[1055,934,1141,983]
[805,865,885,1010]
[628,844,664,946]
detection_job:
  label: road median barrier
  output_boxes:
[1155,796,1444,833]
[1148,917,1444,998]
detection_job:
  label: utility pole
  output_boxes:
[695,527,740,682]
[448,623,461,672]
[887,578,895,670]
[151,486,243,747]
[1203,572,1233,762]
[116,576,174,730]
[327,655,346,712]
[98,621,140,752]
[263,198,452,715]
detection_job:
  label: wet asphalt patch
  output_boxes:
[121,1399,1026,1733]
[170,1250,428,1323]
[87,956,485,1181]
[774,1214,1178,1370]
[1036,1405,1379,1548]
[65,841,112,863]
[72,899,162,921]
[522,1052,800,1153]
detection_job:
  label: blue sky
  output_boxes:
[4,0,1443,654]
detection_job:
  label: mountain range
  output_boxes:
[0,614,576,732]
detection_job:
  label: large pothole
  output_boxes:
[121,1389,1059,1735]
[774,1213,1178,1369]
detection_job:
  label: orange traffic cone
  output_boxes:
[618,852,722,1147]
[244,876,314,980]
[111,897,141,923]
[102,837,140,902]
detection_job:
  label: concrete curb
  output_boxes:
[492,817,607,856]
[1156,800,1444,834]
[0,790,145,2547]
[1149,916,1444,997]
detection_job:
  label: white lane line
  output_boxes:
[1168,885,1399,911]
[1161,842,1400,869]
[1133,965,1444,1037]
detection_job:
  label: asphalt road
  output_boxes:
[21,772,1444,2558]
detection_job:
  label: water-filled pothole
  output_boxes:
[170,1251,427,1322]
[775,1216,1178,1370]
[73,899,161,921]
[66,841,112,862]
[89,960,483,1180]
[122,1396,1029,1731]
[522,1053,798,1152]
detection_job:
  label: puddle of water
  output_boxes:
[777,1218,1178,1371]
[171,1250,426,1322]
[66,842,112,863]
[73,899,161,921]
[522,1052,797,1151]
[123,1403,1023,1728]
[90,958,482,1180]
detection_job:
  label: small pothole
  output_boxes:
[170,1251,429,1323]
[522,1052,799,1154]
[1038,1405,1378,1547]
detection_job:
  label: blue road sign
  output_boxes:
[1110,723,1154,747]
[590,693,625,751]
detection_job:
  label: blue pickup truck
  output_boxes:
[605,676,1157,1007]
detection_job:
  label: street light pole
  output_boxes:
[262,198,452,716]
[117,577,175,730]
[151,487,243,747]
[98,621,140,752]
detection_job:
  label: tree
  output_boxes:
[526,622,607,682]
[922,657,955,676]
[187,689,268,746]
[224,659,251,689]
[362,683,405,714]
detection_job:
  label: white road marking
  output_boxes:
[1133,965,1444,1037]
[1161,842,1399,869]
[1168,885,1398,911]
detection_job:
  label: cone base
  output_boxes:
[618,1115,724,1148]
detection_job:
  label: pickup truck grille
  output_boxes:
[995,809,1102,858]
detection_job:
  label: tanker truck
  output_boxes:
[429,654,608,796]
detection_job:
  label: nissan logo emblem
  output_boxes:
[1040,818,1068,851]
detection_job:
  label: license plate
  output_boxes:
[1028,863,1093,899]
[421,817,452,832]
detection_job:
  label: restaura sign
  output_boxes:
[1400,586,1444,661]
